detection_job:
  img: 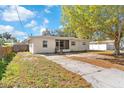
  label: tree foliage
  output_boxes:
[41,28,75,37]
[62,5,124,55]
[2,32,12,40]
[0,32,17,46]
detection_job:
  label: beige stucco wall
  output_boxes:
[29,37,55,54]
[70,40,89,51]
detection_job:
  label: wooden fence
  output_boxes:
[0,44,29,58]
[13,44,29,52]
[0,46,12,58]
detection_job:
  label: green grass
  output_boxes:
[0,52,15,80]
[0,52,91,88]
[0,60,7,80]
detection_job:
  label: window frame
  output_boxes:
[82,42,86,45]
[71,41,76,46]
[43,40,48,48]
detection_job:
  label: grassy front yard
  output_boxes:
[0,52,91,88]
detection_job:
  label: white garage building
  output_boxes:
[89,40,115,50]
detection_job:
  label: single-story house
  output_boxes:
[89,40,115,50]
[28,36,89,54]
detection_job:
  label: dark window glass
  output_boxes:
[64,40,69,49]
[71,41,75,46]
[60,41,64,49]
[43,40,47,48]
[82,42,86,45]
[56,42,59,47]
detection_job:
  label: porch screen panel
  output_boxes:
[60,40,64,49]
[64,40,69,49]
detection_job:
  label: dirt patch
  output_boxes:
[67,51,124,66]
[68,56,124,71]
[97,57,124,65]
[88,51,124,66]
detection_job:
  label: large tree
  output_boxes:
[62,5,124,55]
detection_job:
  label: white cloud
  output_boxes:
[40,27,46,33]
[37,18,49,34]
[25,20,40,31]
[59,25,63,29]
[43,18,49,25]
[32,26,40,31]
[13,30,27,36]
[2,6,35,22]
[0,25,14,33]
[25,20,37,28]
[40,27,46,34]
[25,18,49,34]
[44,5,54,14]
[44,8,51,13]
[0,25,27,37]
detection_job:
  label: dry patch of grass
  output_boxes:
[88,51,124,65]
[69,56,124,71]
[87,50,113,55]
[0,52,91,88]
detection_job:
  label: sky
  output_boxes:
[0,5,61,41]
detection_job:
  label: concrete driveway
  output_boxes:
[38,54,124,88]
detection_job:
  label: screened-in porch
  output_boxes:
[55,39,70,52]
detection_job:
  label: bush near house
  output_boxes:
[0,52,91,88]
[0,52,15,80]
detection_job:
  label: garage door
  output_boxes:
[89,44,107,50]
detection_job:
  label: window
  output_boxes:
[82,42,86,45]
[71,41,75,46]
[43,40,47,48]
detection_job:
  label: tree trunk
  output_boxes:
[114,39,120,55]
[114,31,120,55]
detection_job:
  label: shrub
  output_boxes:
[0,61,6,80]
[4,52,16,62]
[0,52,16,80]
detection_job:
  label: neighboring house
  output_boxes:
[89,40,115,50]
[28,36,89,54]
